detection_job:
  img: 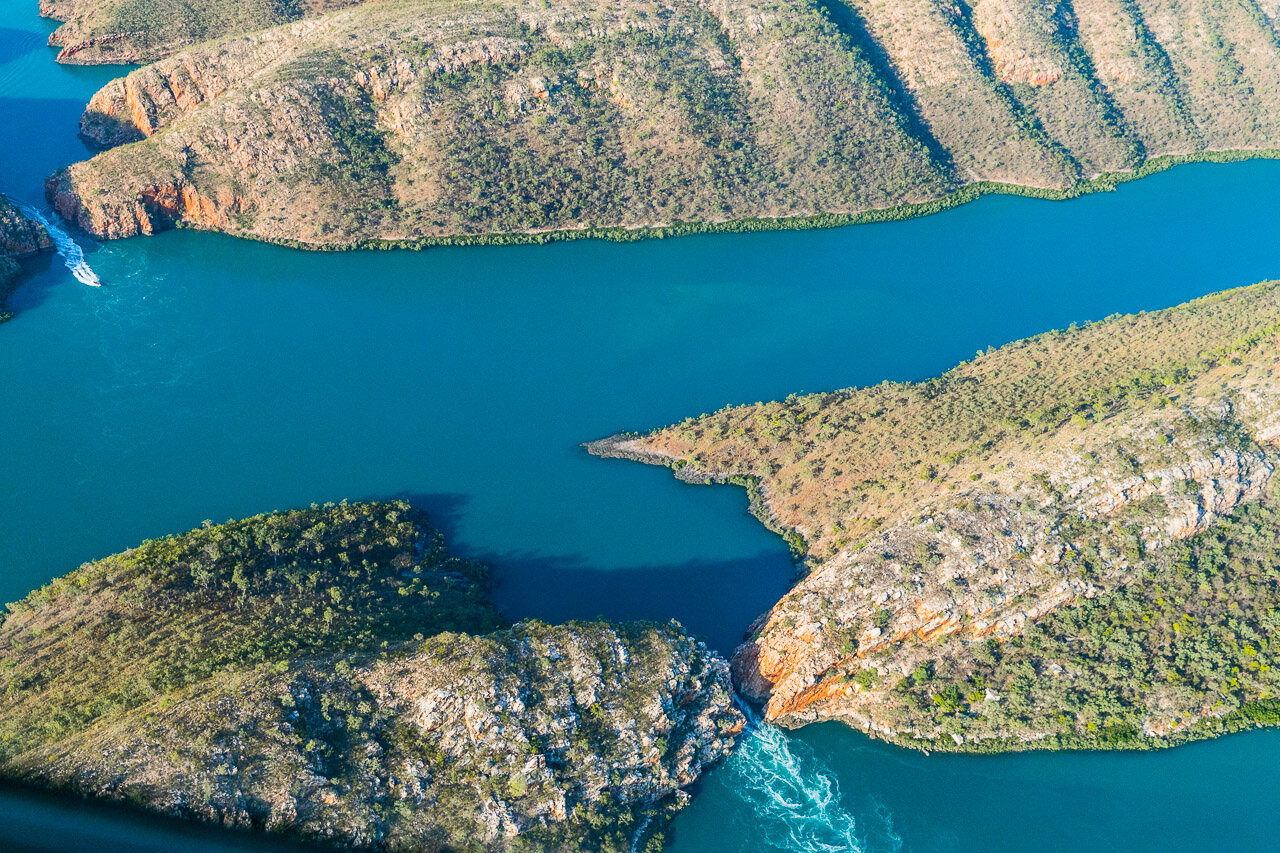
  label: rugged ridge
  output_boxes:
[594,282,1280,750]
[0,502,741,849]
[46,0,1280,247]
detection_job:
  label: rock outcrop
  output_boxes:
[0,198,53,320]
[596,282,1280,749]
[44,0,1280,247]
[0,502,741,850]
[731,430,1277,728]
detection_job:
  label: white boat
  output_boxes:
[16,201,102,287]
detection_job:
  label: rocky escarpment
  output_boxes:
[39,0,368,65]
[0,198,53,320]
[0,502,741,850]
[731,407,1277,724]
[595,282,1280,750]
[46,0,1280,246]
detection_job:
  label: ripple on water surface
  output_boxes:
[6,3,1280,852]
[710,708,901,853]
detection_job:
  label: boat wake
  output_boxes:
[18,203,101,287]
[723,702,900,853]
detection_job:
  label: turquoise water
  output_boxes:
[5,7,1280,852]
[679,720,1280,852]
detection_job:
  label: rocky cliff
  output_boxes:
[0,198,53,320]
[39,0,368,64]
[44,0,1280,247]
[0,502,741,849]
[594,282,1280,750]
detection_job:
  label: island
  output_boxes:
[0,501,743,850]
[42,0,1280,248]
[591,281,1280,751]
[0,198,52,321]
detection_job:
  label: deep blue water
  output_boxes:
[4,6,1280,852]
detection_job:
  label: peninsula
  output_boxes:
[43,0,1280,247]
[592,282,1280,751]
[0,502,742,849]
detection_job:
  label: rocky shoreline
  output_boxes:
[0,198,53,321]
[598,283,1280,752]
[40,0,1280,249]
[45,143,1280,252]
[0,502,743,850]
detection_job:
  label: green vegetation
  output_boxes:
[881,483,1280,751]
[108,0,310,49]
[424,12,773,236]
[0,500,500,761]
[611,281,1280,557]
[0,502,740,850]
[608,280,1280,751]
[43,0,364,62]
[365,619,733,851]
[164,148,1280,254]
[53,0,1280,247]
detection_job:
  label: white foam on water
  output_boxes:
[724,702,871,853]
[17,203,102,287]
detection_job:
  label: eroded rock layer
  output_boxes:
[46,0,1280,246]
[596,282,1280,750]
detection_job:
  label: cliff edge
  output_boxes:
[0,501,742,850]
[0,198,53,320]
[45,0,1280,247]
[595,282,1280,751]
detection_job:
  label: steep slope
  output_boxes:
[0,198,53,321]
[592,282,1280,751]
[40,0,369,64]
[46,0,1280,247]
[0,502,741,850]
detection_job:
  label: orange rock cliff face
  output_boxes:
[591,285,1280,745]
[42,0,1280,247]
[732,439,1276,727]
[47,173,249,240]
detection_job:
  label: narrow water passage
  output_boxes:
[15,202,101,286]
[5,5,1280,852]
[714,704,879,853]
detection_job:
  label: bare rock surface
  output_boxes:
[46,0,1280,247]
[0,502,741,850]
[598,282,1280,750]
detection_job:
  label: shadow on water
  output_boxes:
[6,252,59,320]
[0,98,98,199]
[0,493,786,848]
[0,778,326,853]
[393,491,474,546]
[0,492,793,852]
[394,492,793,654]
[477,549,790,655]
